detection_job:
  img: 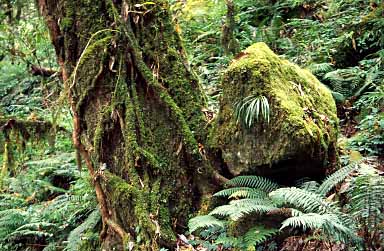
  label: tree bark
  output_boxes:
[221,0,239,55]
[37,1,217,250]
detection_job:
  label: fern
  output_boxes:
[188,215,225,233]
[229,198,275,207]
[324,67,365,98]
[64,209,100,251]
[307,63,334,75]
[209,202,277,221]
[226,176,280,192]
[7,229,53,240]
[0,194,27,210]
[234,95,270,128]
[189,169,362,248]
[270,187,355,228]
[297,180,320,193]
[269,187,333,214]
[13,222,57,232]
[244,225,279,248]
[42,243,60,251]
[280,213,356,243]
[317,160,361,196]
[0,209,27,238]
[215,234,241,247]
[331,91,346,102]
[349,174,384,230]
[214,187,268,199]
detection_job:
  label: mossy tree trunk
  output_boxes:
[37,0,218,250]
[221,0,239,55]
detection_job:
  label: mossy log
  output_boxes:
[210,43,339,180]
[37,0,217,250]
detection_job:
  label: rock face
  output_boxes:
[210,43,338,178]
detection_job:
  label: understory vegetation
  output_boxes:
[0,0,383,250]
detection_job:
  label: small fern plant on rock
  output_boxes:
[188,162,362,250]
[234,94,270,128]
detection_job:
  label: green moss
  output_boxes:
[49,1,212,249]
[211,42,338,175]
[60,17,73,31]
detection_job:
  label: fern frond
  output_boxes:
[331,91,346,102]
[324,67,365,98]
[188,215,225,233]
[296,178,319,193]
[234,95,270,128]
[64,209,100,251]
[281,213,336,231]
[7,229,52,240]
[317,161,360,196]
[291,208,304,217]
[349,174,384,230]
[226,176,279,192]
[0,194,27,210]
[244,225,279,248]
[280,213,357,243]
[214,187,268,199]
[0,209,27,234]
[269,187,333,214]
[0,208,27,218]
[307,63,333,75]
[42,243,59,251]
[13,222,57,232]
[271,187,356,229]
[209,203,276,221]
[229,198,275,207]
[215,234,240,247]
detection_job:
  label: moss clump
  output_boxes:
[211,42,338,176]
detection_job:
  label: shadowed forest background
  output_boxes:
[0,0,383,250]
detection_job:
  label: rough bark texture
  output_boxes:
[221,0,239,55]
[37,1,215,250]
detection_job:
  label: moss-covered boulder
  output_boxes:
[211,43,338,178]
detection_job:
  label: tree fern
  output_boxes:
[226,176,279,192]
[188,215,225,233]
[234,95,270,128]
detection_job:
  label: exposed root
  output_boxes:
[61,64,130,245]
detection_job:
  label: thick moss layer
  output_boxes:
[39,1,213,250]
[211,42,338,176]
